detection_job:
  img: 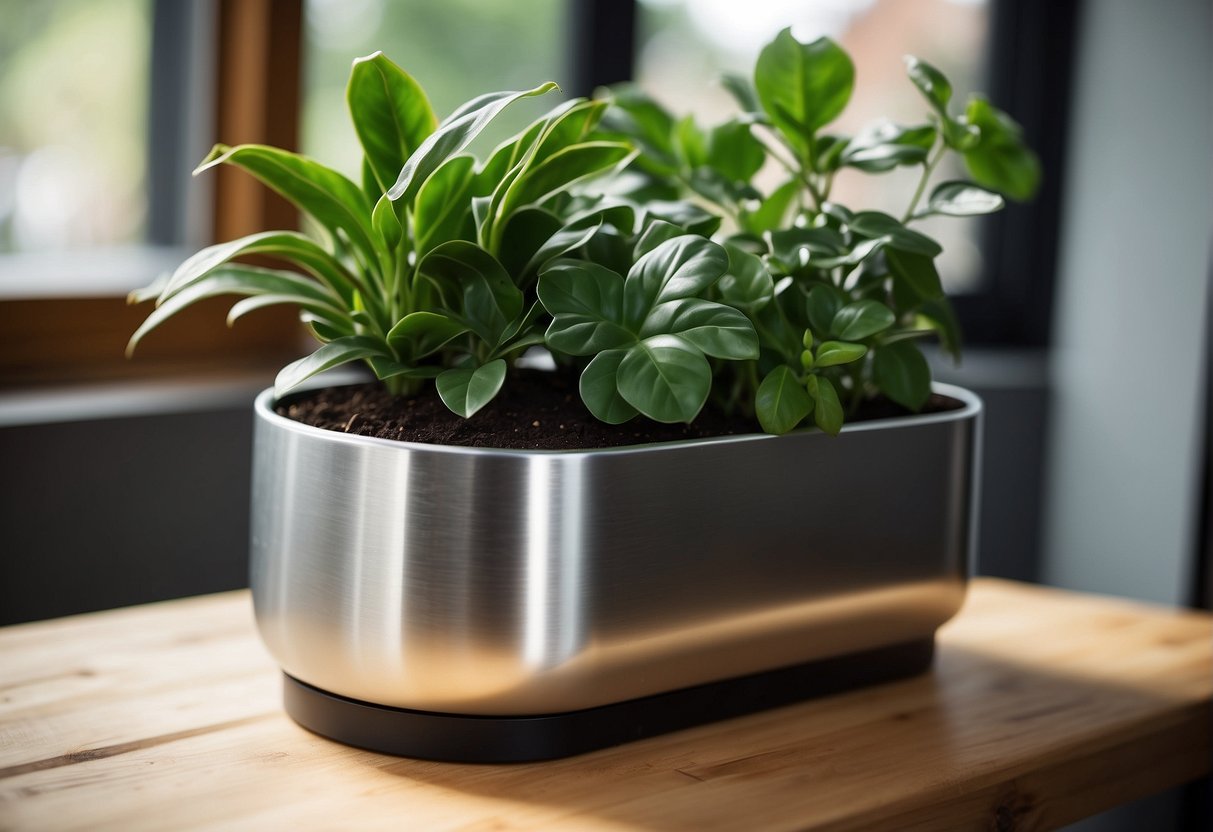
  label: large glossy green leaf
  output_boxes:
[623,235,729,327]
[831,300,895,341]
[496,207,564,279]
[436,359,507,417]
[385,311,468,361]
[705,120,765,182]
[848,211,942,256]
[128,265,348,354]
[578,349,638,424]
[767,226,847,270]
[493,141,635,233]
[961,96,1041,201]
[274,336,388,397]
[416,241,522,345]
[633,219,685,260]
[806,284,845,336]
[717,244,774,314]
[226,294,350,332]
[413,155,476,257]
[537,261,633,355]
[347,52,437,194]
[195,144,378,263]
[755,365,812,435]
[873,340,931,410]
[532,99,610,163]
[518,205,631,278]
[387,81,558,206]
[886,248,944,299]
[754,30,854,157]
[617,335,711,423]
[639,298,758,360]
[156,230,356,304]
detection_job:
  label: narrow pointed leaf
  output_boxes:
[413,155,476,256]
[195,144,378,263]
[386,311,468,360]
[388,81,559,206]
[159,230,355,304]
[274,336,387,398]
[347,52,437,193]
[129,266,346,354]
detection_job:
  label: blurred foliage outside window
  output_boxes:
[0,0,151,256]
[639,0,989,291]
[302,0,567,181]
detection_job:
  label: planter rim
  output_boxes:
[254,381,981,458]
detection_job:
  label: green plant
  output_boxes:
[128,52,637,416]
[594,29,1040,434]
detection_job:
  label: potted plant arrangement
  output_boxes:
[129,31,1037,763]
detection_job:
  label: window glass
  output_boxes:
[637,0,990,292]
[0,0,151,255]
[302,0,567,181]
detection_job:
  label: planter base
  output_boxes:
[283,637,935,763]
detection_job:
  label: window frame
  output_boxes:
[0,0,305,389]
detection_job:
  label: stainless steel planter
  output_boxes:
[251,383,980,723]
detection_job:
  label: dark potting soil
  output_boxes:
[276,369,963,450]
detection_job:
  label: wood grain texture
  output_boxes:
[0,580,1208,831]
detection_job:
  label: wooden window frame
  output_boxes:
[0,0,305,388]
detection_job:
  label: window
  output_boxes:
[1,0,1074,389]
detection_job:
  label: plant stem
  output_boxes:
[902,142,947,223]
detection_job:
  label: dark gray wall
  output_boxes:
[1,392,256,625]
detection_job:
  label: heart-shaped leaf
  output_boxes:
[416,242,522,346]
[386,312,468,361]
[436,359,507,417]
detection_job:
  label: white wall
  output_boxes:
[1041,0,1212,603]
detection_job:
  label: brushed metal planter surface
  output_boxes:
[251,383,980,716]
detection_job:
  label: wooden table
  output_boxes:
[1,580,1209,831]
